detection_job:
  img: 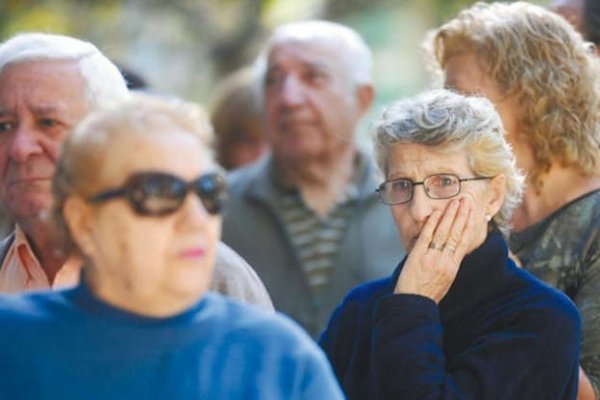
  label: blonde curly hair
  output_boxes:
[426,1,600,190]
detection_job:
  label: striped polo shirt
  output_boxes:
[275,158,362,303]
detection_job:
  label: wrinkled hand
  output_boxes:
[394,198,476,303]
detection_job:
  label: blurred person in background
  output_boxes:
[0,32,273,311]
[429,2,600,398]
[221,20,404,337]
[0,32,127,292]
[0,94,343,399]
[551,0,600,54]
[117,63,149,91]
[210,67,269,170]
[0,58,149,242]
[320,88,580,400]
[0,205,13,240]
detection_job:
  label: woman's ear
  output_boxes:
[63,196,96,258]
[486,174,507,217]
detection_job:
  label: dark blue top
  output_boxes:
[319,231,581,399]
[0,283,344,400]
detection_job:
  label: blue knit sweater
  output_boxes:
[320,231,581,399]
[0,284,344,400]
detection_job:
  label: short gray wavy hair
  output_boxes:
[373,89,524,235]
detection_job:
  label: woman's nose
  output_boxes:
[179,193,213,227]
[407,185,438,223]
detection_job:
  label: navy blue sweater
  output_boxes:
[320,232,581,399]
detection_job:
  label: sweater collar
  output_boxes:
[67,279,210,326]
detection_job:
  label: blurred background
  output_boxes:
[0,0,548,148]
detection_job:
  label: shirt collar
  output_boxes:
[13,224,42,281]
[3,225,81,291]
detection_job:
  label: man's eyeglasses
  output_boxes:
[376,173,493,205]
[89,171,227,216]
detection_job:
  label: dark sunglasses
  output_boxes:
[88,171,227,216]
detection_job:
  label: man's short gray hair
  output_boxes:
[0,32,128,109]
[372,89,524,236]
[253,20,373,104]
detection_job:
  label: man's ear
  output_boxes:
[486,174,507,217]
[355,84,375,117]
[63,196,96,257]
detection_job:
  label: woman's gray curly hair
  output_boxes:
[373,89,524,236]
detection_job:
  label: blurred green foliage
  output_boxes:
[0,1,122,37]
[0,0,550,103]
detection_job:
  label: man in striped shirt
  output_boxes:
[222,20,404,337]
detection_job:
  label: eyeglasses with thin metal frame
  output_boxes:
[376,173,493,205]
[88,171,227,216]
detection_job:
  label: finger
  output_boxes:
[432,199,460,246]
[413,209,442,254]
[453,203,476,258]
[443,198,470,253]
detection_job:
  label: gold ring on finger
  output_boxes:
[445,244,457,252]
[428,242,444,251]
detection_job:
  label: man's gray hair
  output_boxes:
[372,89,524,236]
[253,20,373,104]
[0,32,128,109]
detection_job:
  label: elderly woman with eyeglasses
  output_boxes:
[0,94,344,399]
[319,89,581,400]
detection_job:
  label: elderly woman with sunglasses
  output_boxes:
[0,94,344,399]
[319,89,581,400]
